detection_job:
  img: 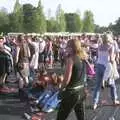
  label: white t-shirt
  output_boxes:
[113,40,119,53]
[39,40,46,53]
[60,40,67,49]
[97,44,113,67]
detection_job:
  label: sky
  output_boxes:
[0,0,119,26]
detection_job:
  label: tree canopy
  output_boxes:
[56,4,66,32]
[82,10,95,32]
[65,13,82,32]
[0,0,120,35]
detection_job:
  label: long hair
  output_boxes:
[67,39,88,60]
[102,33,113,44]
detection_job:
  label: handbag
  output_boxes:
[85,60,95,76]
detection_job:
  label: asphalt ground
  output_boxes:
[0,64,120,120]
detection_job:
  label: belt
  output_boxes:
[67,85,84,90]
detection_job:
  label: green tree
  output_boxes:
[47,17,59,32]
[22,4,36,33]
[34,0,46,33]
[82,10,95,32]
[110,18,120,35]
[46,8,58,32]
[65,13,82,32]
[10,0,23,32]
[47,8,52,19]
[0,8,9,33]
[14,0,21,13]
[9,0,23,32]
[56,4,66,32]
[94,24,108,33]
[9,13,15,32]
[75,11,83,32]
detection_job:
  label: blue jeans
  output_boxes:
[93,64,118,104]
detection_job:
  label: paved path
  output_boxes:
[0,65,120,120]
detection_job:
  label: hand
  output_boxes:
[110,59,114,64]
[116,58,119,64]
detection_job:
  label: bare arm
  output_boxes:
[27,38,36,47]
[15,46,20,63]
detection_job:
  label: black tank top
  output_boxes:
[67,55,86,88]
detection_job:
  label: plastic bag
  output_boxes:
[87,63,95,76]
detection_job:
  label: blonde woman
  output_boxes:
[93,34,119,110]
[56,39,88,120]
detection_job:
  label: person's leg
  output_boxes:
[14,62,17,77]
[74,100,85,120]
[0,73,7,88]
[18,76,25,101]
[49,53,53,69]
[43,52,47,69]
[23,63,29,87]
[0,77,3,87]
[19,77,24,89]
[56,93,78,120]
[24,76,29,87]
[2,73,7,85]
[93,64,105,109]
[29,67,35,82]
[109,79,119,103]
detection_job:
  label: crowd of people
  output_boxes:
[0,32,120,120]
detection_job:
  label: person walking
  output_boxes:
[15,35,30,100]
[93,33,120,110]
[56,39,88,120]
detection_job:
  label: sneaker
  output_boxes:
[35,100,39,104]
[45,108,54,113]
[93,103,98,110]
[30,106,40,113]
[24,113,31,120]
[102,80,105,89]
[113,100,120,105]
[109,117,115,120]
